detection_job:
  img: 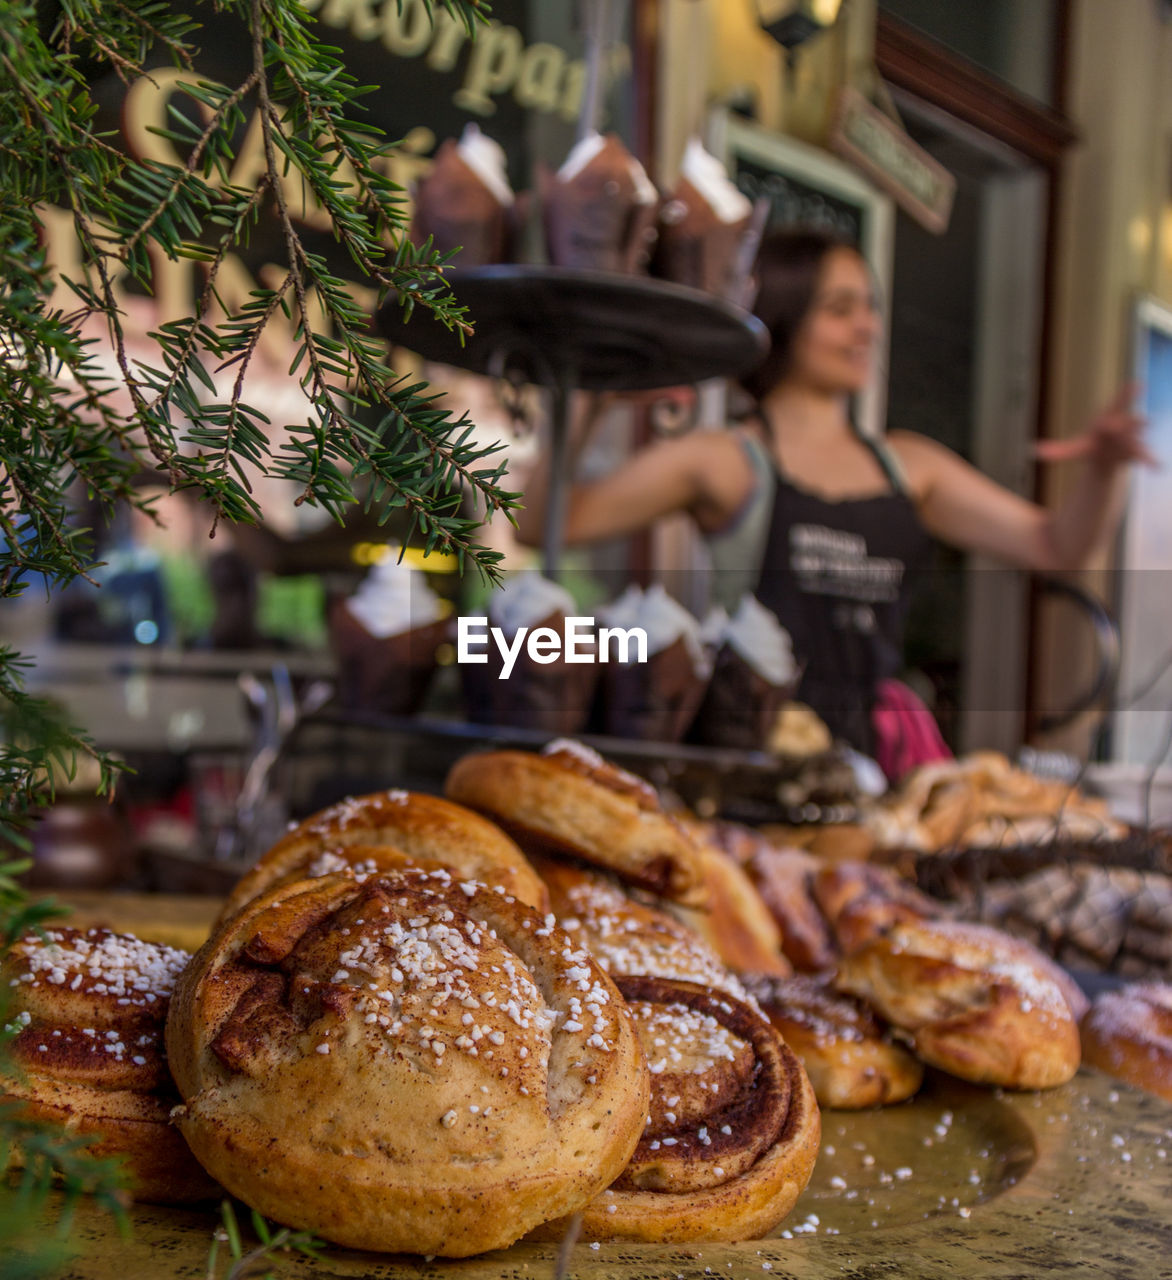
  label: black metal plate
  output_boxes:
[375,265,770,391]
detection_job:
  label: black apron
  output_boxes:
[754,436,931,755]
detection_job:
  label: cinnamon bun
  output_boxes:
[166,869,648,1256]
[445,741,706,905]
[1,926,217,1203]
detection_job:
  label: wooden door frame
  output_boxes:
[875,6,1081,744]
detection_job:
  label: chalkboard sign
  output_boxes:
[707,109,895,435]
[733,154,867,245]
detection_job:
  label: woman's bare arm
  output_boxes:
[513,399,751,548]
[890,387,1152,571]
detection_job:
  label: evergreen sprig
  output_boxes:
[206,1200,326,1279]
[1,0,514,829]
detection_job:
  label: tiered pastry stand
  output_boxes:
[375,264,769,575]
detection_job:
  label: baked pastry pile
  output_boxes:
[5,737,1123,1254]
[730,835,1087,1095]
[448,742,820,1243]
[868,751,1125,852]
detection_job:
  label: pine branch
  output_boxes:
[1,0,514,882]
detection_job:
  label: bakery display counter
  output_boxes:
[57,1067,1172,1278]
[299,708,862,826]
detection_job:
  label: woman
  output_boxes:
[515,228,1151,754]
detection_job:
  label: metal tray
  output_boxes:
[55,1068,1172,1279]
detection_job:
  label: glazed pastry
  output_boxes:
[744,972,923,1110]
[219,788,548,921]
[745,847,838,972]
[810,861,943,957]
[668,838,790,979]
[871,750,1125,852]
[166,869,648,1257]
[1,926,218,1203]
[533,977,819,1243]
[534,856,750,1001]
[445,741,706,906]
[836,919,1082,1089]
[1080,982,1172,1102]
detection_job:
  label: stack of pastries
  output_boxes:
[4,738,1155,1257]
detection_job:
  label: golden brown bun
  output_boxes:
[1080,983,1172,1102]
[166,869,648,1257]
[836,920,1082,1090]
[671,835,790,978]
[219,788,548,921]
[874,751,1125,852]
[757,823,876,864]
[745,973,923,1109]
[1,927,218,1203]
[534,856,750,1000]
[532,977,820,1243]
[811,861,943,957]
[445,742,706,905]
[745,847,838,972]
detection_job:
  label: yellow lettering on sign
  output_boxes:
[427,9,470,72]
[453,22,524,116]
[252,2,629,128]
[123,67,193,168]
[382,0,432,56]
[514,43,566,114]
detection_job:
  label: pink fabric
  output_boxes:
[872,678,952,785]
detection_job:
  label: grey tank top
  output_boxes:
[705,432,777,610]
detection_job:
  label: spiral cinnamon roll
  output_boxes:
[445,741,706,905]
[811,861,943,957]
[218,788,548,921]
[1,926,217,1203]
[534,977,819,1242]
[744,972,923,1109]
[535,857,750,1001]
[166,868,648,1256]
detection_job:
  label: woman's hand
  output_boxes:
[1033,384,1156,472]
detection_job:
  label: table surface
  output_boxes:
[42,892,1172,1280]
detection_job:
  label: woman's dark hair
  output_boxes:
[738,226,861,404]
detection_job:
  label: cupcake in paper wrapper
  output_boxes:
[330,557,449,717]
[691,595,800,750]
[461,574,598,735]
[410,124,517,266]
[598,584,711,742]
[652,137,761,302]
[540,132,659,274]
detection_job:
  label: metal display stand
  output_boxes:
[376,265,769,574]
